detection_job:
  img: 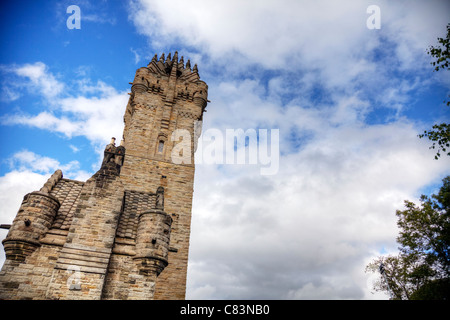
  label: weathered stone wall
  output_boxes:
[101,253,158,300]
[0,53,207,300]
[120,52,207,299]
[0,244,62,299]
[44,161,125,300]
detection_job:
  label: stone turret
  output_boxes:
[2,170,62,261]
[134,187,172,278]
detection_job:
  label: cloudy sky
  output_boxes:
[0,0,449,300]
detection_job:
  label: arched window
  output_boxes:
[156,132,168,156]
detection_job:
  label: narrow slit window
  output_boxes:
[158,140,164,153]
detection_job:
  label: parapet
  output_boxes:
[147,51,202,82]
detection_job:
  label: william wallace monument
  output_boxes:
[0,52,208,300]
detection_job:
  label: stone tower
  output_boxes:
[0,52,208,300]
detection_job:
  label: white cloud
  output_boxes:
[2,112,81,137]
[83,14,116,25]
[128,0,449,72]
[1,63,128,146]
[57,93,128,143]
[13,62,64,99]
[1,85,21,102]
[125,0,450,299]
[130,47,141,64]
[0,62,63,102]
[9,150,61,173]
[69,145,80,153]
[0,170,49,266]
[6,149,91,181]
[128,0,449,115]
[0,170,48,222]
[188,115,450,299]
[182,67,450,299]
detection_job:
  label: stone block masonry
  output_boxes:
[0,52,208,300]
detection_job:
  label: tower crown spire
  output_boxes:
[127,51,209,159]
[145,52,204,82]
[172,51,178,63]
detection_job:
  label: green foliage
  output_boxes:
[419,24,450,159]
[366,255,417,300]
[427,24,450,72]
[410,278,450,300]
[396,179,450,277]
[418,123,450,159]
[366,176,450,299]
[368,24,450,300]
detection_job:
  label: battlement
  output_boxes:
[130,52,208,106]
[125,52,209,155]
[147,51,201,82]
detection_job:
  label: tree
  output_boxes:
[366,176,450,299]
[427,24,450,73]
[418,24,450,159]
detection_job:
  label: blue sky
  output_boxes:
[0,0,146,175]
[0,0,449,300]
